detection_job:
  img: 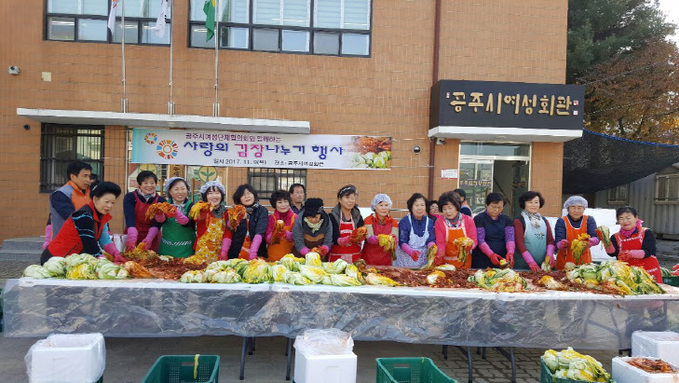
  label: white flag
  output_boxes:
[153,0,169,38]
[108,0,119,32]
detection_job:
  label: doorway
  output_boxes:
[458,142,531,217]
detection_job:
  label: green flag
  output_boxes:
[203,0,215,41]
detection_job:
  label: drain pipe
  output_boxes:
[427,0,442,200]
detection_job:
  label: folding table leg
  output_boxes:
[454,346,473,383]
[286,338,294,381]
[240,337,248,380]
[442,345,448,360]
[494,346,516,383]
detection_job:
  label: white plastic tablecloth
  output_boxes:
[3,278,679,349]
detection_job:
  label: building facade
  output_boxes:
[1,0,573,242]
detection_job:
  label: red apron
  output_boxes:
[328,219,361,263]
[361,215,396,266]
[267,215,296,262]
[238,219,253,260]
[128,191,161,251]
[615,229,662,283]
[443,220,472,269]
[556,215,592,270]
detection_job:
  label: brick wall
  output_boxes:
[531,142,565,217]
[0,0,568,242]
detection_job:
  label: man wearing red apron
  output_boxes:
[605,207,662,283]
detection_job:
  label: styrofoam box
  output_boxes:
[27,333,106,383]
[293,349,357,383]
[632,331,679,366]
[612,357,679,383]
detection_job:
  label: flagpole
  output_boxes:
[168,0,175,115]
[121,0,128,112]
[213,0,220,117]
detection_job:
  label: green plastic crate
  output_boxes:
[540,357,610,383]
[142,355,219,383]
[662,276,679,287]
[376,357,457,383]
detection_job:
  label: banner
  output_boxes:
[131,128,392,170]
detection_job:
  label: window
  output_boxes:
[607,185,628,204]
[655,174,679,203]
[40,124,105,193]
[189,0,371,56]
[247,168,307,201]
[45,0,171,45]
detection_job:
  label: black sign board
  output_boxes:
[430,80,585,130]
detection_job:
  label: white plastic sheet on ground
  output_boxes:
[3,278,679,350]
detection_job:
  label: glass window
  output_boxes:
[40,124,105,193]
[48,17,75,40]
[253,28,280,51]
[191,25,212,47]
[655,175,679,203]
[190,0,370,56]
[460,142,531,158]
[221,27,249,48]
[607,185,628,204]
[344,0,370,29]
[141,22,171,44]
[341,33,368,55]
[113,21,140,44]
[46,0,170,45]
[78,18,108,41]
[314,32,339,54]
[282,30,309,51]
[247,168,307,201]
[314,0,341,28]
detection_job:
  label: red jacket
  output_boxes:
[47,202,112,257]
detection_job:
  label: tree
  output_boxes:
[567,0,679,142]
[567,0,674,84]
[584,40,679,142]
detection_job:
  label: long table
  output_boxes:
[4,278,679,350]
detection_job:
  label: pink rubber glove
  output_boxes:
[478,242,494,257]
[605,242,615,254]
[401,243,420,262]
[557,239,569,250]
[102,242,119,257]
[588,237,600,247]
[284,230,293,242]
[300,247,311,256]
[488,253,502,266]
[546,244,555,258]
[125,227,138,251]
[174,209,189,225]
[506,241,516,255]
[338,236,352,246]
[506,252,514,267]
[367,235,378,245]
[141,227,159,249]
[43,224,52,250]
[625,249,646,259]
[549,256,556,268]
[427,242,436,249]
[249,235,263,260]
[521,251,540,272]
[219,238,232,260]
[155,213,166,223]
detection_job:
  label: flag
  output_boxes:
[153,0,169,38]
[108,0,119,32]
[203,0,215,41]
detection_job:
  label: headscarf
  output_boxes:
[563,195,588,210]
[370,193,392,211]
[199,180,226,196]
[164,176,191,196]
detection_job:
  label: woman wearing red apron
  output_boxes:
[266,190,297,261]
[605,206,662,283]
[434,191,477,268]
[362,193,398,266]
[123,170,166,251]
[554,196,599,270]
[328,185,365,263]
